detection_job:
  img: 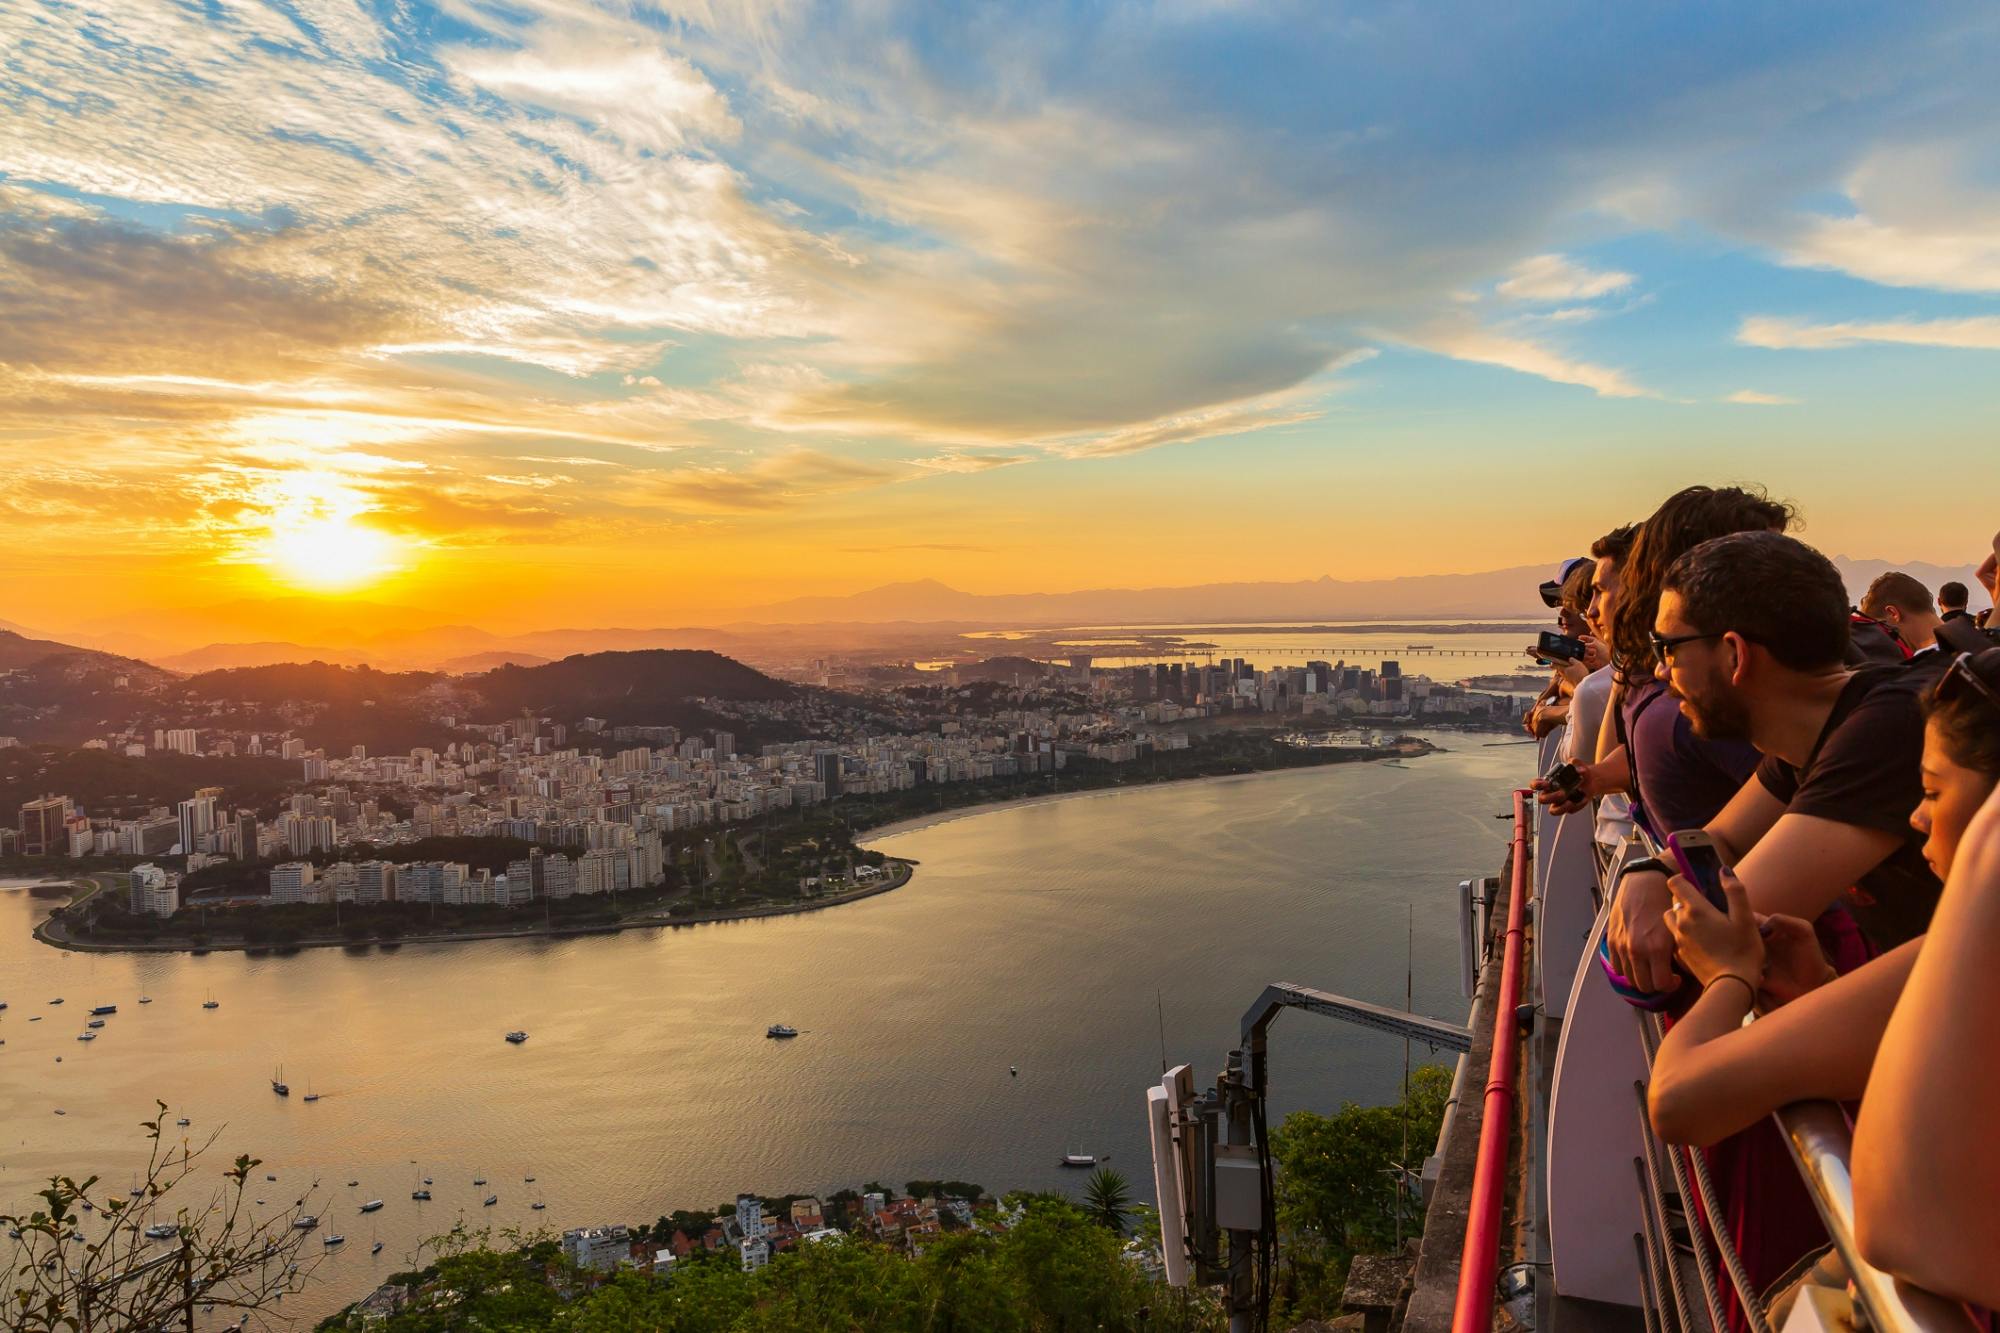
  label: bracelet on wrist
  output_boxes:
[1704,973,1757,1005]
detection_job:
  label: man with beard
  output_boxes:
[1608,530,1943,995]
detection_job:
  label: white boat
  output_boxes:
[359,1200,383,1213]
[482,1194,497,1207]
[372,1240,383,1254]
[766,1024,799,1039]
[144,1223,178,1240]
[322,1233,345,1247]
[1059,1154,1098,1168]
[76,1031,96,1042]
[292,1215,318,1230]
[504,1030,528,1044]
[87,1018,105,1028]
[175,1117,190,1127]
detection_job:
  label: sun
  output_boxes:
[261,513,403,593]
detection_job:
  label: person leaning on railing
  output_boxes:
[1535,486,1794,855]
[1644,648,2000,1150]
[1526,556,1604,738]
[1608,531,1944,992]
[1852,759,2000,1311]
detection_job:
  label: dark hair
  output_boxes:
[1927,648,2000,775]
[1611,485,1797,682]
[1938,580,1969,611]
[1660,531,1850,671]
[1860,572,1935,619]
[1591,523,1638,564]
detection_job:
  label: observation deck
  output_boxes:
[1145,726,1982,1333]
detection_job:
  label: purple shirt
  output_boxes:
[1619,679,1762,838]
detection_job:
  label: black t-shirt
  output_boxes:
[1753,666,1942,949]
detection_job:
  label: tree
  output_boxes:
[1268,1063,1453,1319]
[1082,1167,1131,1235]
[2,1104,320,1332]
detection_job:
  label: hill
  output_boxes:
[471,649,794,724]
[0,628,115,671]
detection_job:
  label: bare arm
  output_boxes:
[1852,789,2000,1306]
[1703,774,1788,864]
[1729,812,1903,920]
[1649,943,1914,1147]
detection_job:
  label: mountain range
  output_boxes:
[14,557,1990,674]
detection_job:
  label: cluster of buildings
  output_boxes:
[9,657,1535,920]
[565,1189,993,1279]
[264,840,664,908]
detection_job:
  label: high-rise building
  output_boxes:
[176,795,217,856]
[713,731,735,761]
[815,751,842,798]
[355,860,398,904]
[19,795,73,856]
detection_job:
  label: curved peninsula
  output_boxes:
[28,732,1438,955]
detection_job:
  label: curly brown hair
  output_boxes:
[1611,485,1797,684]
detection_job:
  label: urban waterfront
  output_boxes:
[1,737,1521,1324]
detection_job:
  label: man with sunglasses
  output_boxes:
[1607,530,1943,995]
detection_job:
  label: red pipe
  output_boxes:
[1452,787,1531,1333]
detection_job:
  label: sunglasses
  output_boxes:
[1934,650,2000,711]
[1647,630,1724,664]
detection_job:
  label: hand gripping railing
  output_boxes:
[1775,1100,1982,1333]
[1451,787,1530,1333]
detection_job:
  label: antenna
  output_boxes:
[1157,990,1168,1076]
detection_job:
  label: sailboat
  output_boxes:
[271,1066,289,1097]
[202,990,219,1010]
[302,1077,319,1103]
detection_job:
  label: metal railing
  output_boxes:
[1569,814,1980,1333]
[1775,1100,1981,1333]
[1450,787,1531,1333]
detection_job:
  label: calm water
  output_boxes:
[0,736,1522,1324]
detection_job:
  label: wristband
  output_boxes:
[1613,856,1670,889]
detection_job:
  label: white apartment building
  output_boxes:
[269,861,319,905]
[128,863,180,918]
[561,1226,630,1273]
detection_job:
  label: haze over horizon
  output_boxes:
[4,2,1999,641]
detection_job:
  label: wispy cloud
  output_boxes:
[651,450,903,513]
[1391,319,1654,399]
[1496,254,1636,303]
[1724,389,1799,405]
[1738,315,2000,351]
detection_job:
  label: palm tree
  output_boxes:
[1083,1166,1131,1235]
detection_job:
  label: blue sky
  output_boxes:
[0,0,1995,627]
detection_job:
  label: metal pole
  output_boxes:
[1451,788,1531,1333]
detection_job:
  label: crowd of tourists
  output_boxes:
[1522,485,2000,1317]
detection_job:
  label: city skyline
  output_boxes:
[5,2,2000,639]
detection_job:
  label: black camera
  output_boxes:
[1542,761,1585,800]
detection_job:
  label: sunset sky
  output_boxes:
[3,1,1998,640]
